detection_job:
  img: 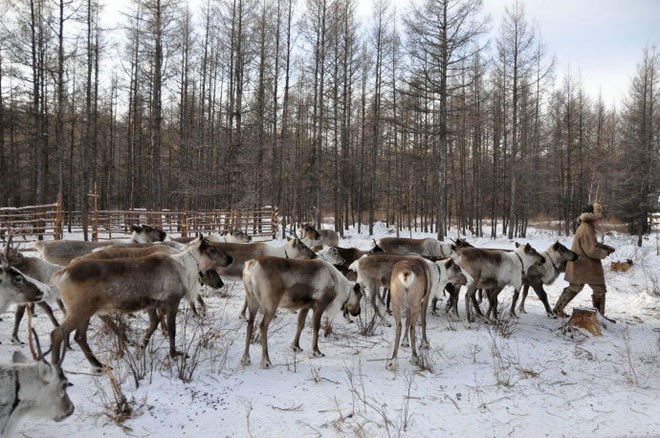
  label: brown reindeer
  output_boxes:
[34,224,167,266]
[241,257,362,369]
[301,223,339,249]
[49,237,232,371]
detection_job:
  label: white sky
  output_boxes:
[356,0,659,107]
[99,0,659,108]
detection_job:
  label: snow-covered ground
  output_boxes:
[3,223,659,437]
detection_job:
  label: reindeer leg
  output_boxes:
[420,294,430,350]
[57,298,66,315]
[11,304,27,344]
[409,310,420,366]
[259,310,275,369]
[518,284,530,314]
[241,307,258,366]
[142,306,160,348]
[196,296,207,317]
[292,308,309,353]
[532,282,556,318]
[74,318,107,372]
[386,305,402,371]
[310,306,325,358]
[239,297,248,321]
[166,300,186,358]
[509,288,520,319]
[369,284,391,327]
[38,302,60,329]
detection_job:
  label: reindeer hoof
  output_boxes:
[292,345,303,353]
[9,336,24,345]
[260,359,272,369]
[386,360,398,371]
[241,356,251,366]
[547,312,558,319]
[381,319,392,328]
[420,340,430,350]
[431,311,439,317]
[239,313,247,321]
[312,351,325,358]
[401,340,410,348]
[410,356,420,366]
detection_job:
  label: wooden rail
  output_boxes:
[0,200,278,242]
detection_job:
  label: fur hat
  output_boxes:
[577,202,603,223]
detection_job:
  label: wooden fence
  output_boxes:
[0,200,279,242]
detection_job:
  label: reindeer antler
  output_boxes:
[2,230,13,268]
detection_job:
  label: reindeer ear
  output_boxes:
[515,242,520,248]
[37,360,54,381]
[131,224,142,233]
[444,259,454,269]
[553,241,560,250]
[12,351,29,364]
[353,283,361,295]
[525,243,531,250]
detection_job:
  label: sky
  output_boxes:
[356,0,659,107]
[99,0,659,108]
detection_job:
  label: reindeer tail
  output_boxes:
[398,269,416,289]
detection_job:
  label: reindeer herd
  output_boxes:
[0,222,581,435]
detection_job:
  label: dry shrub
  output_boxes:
[610,259,634,272]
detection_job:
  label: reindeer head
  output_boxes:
[443,258,467,286]
[301,224,321,241]
[551,241,579,262]
[131,224,167,243]
[194,235,233,274]
[0,261,46,311]
[12,331,75,423]
[227,229,251,243]
[318,246,345,265]
[343,283,362,317]
[286,237,317,259]
[514,242,546,268]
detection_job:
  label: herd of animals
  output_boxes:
[0,222,582,436]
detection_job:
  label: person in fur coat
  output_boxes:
[553,203,615,318]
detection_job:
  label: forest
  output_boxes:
[0,0,657,240]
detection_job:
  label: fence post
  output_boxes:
[55,193,64,240]
[181,212,188,238]
[272,207,279,240]
[91,183,99,241]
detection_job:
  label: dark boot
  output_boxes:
[553,288,578,318]
[592,293,615,322]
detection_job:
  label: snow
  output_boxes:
[2,224,659,437]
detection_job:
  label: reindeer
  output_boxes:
[0,244,64,345]
[301,223,339,249]
[172,229,252,244]
[49,237,232,371]
[317,241,384,281]
[377,236,452,259]
[241,257,362,369]
[34,224,167,266]
[205,238,317,319]
[453,243,546,322]
[0,335,74,437]
[449,240,578,318]
[0,261,51,322]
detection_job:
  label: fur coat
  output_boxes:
[564,211,609,285]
